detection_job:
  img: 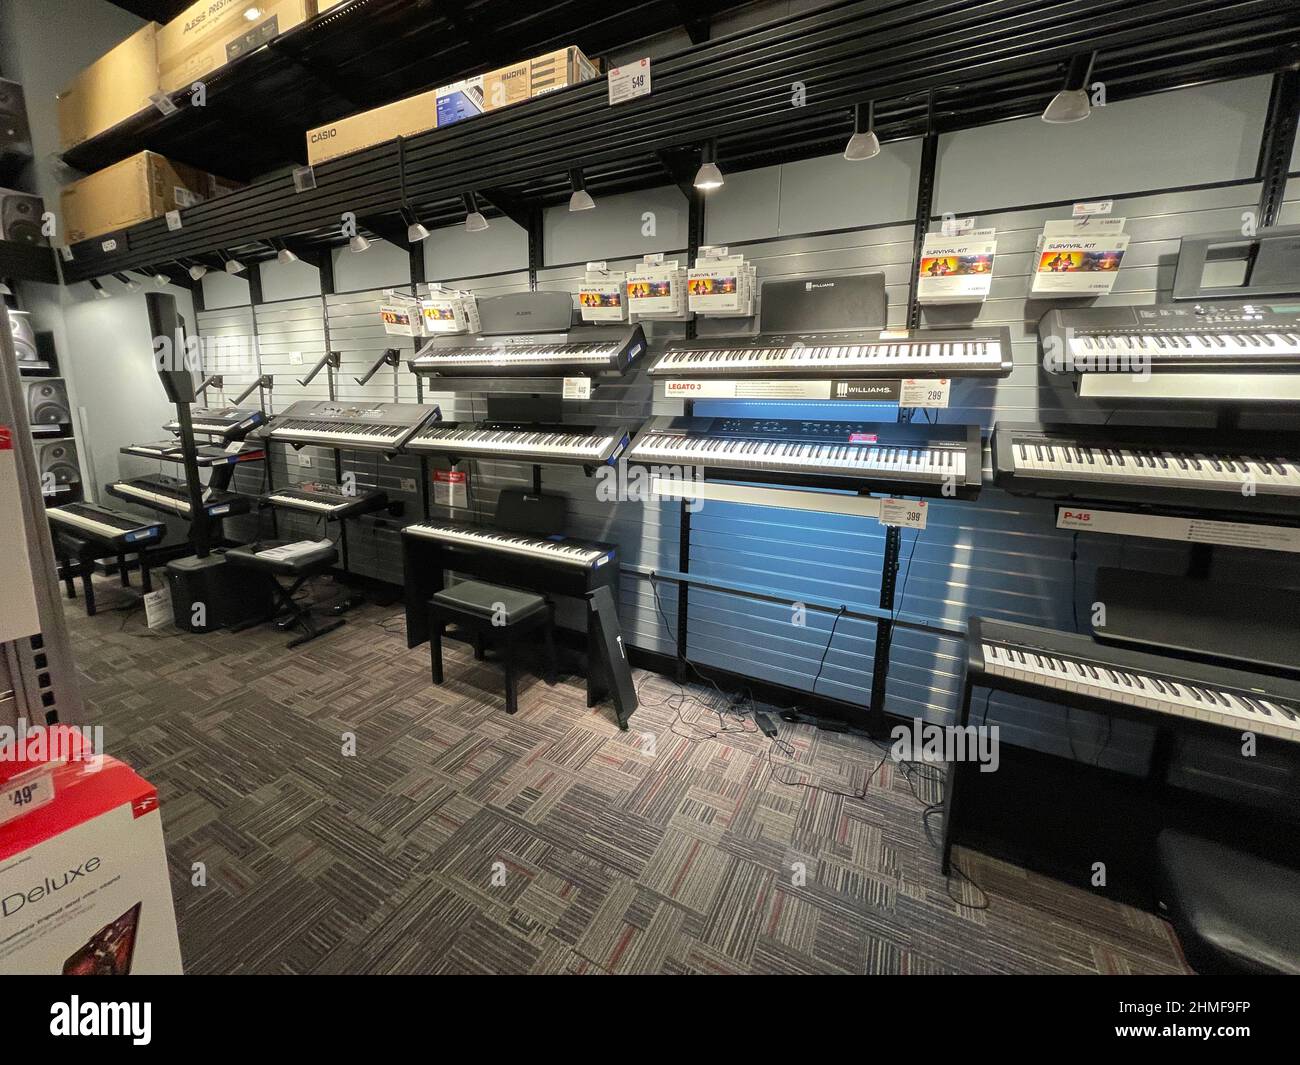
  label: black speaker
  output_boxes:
[166,553,274,633]
[26,379,70,425]
[0,189,45,246]
[34,438,80,485]
[9,309,38,366]
[0,79,32,159]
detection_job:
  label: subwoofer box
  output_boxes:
[166,552,273,633]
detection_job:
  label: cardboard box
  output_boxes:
[306,88,437,165]
[0,726,183,975]
[60,150,239,244]
[436,77,485,127]
[483,46,599,111]
[158,0,317,95]
[57,23,160,151]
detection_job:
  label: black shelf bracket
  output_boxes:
[355,347,400,386]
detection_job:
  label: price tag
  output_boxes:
[58,244,74,262]
[941,216,975,236]
[900,378,950,407]
[563,376,592,400]
[434,468,468,508]
[399,477,417,493]
[878,329,910,340]
[100,237,118,253]
[292,165,317,193]
[2,767,55,826]
[1072,199,1113,216]
[879,498,927,530]
[165,210,183,231]
[608,58,651,105]
[149,91,179,117]
[144,586,173,630]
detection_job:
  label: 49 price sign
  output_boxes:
[1,767,55,827]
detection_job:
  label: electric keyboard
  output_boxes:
[263,401,439,453]
[410,324,646,378]
[1039,302,1300,373]
[402,521,614,570]
[48,503,165,550]
[993,422,1300,517]
[105,474,251,520]
[262,483,389,520]
[164,406,267,442]
[648,327,1013,378]
[121,440,266,467]
[403,422,632,467]
[969,618,1300,746]
[626,417,983,497]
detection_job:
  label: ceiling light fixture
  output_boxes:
[463,191,489,233]
[349,233,371,253]
[693,141,724,191]
[844,101,882,161]
[1042,52,1097,124]
[568,167,595,212]
[89,278,111,299]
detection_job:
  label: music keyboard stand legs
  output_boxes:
[941,675,976,876]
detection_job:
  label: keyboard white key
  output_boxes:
[653,338,1005,375]
[631,436,965,480]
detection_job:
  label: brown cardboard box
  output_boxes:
[305,88,437,165]
[57,23,161,151]
[59,151,240,244]
[483,46,599,111]
[158,0,317,95]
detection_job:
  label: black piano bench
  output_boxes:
[428,581,557,715]
[53,530,155,618]
[1156,830,1300,975]
[224,541,344,649]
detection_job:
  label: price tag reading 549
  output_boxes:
[608,58,652,105]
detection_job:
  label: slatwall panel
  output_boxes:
[886,180,1300,777]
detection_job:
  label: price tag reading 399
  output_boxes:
[608,58,651,105]
[880,498,927,530]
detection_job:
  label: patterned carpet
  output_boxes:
[63,573,1189,975]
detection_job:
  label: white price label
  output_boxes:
[399,478,417,493]
[608,58,651,105]
[879,498,928,530]
[1073,199,1113,216]
[941,216,975,236]
[165,210,183,231]
[900,378,950,407]
[563,376,592,400]
[149,91,179,116]
[2,768,54,826]
[144,586,173,630]
[100,238,118,253]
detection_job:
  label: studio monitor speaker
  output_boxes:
[26,378,70,426]
[35,438,80,486]
[0,189,45,245]
[0,79,32,158]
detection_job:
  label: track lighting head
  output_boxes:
[1043,53,1097,124]
[693,142,723,191]
[844,101,881,161]
[114,271,142,291]
[407,220,431,242]
[349,233,371,253]
[463,192,489,232]
[89,279,111,299]
[277,244,300,265]
[224,256,246,274]
[153,272,170,286]
[568,168,595,212]
[0,280,13,296]
[188,262,208,280]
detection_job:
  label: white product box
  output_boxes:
[1032,234,1129,296]
[0,726,183,975]
[627,259,690,320]
[917,231,997,304]
[579,264,628,322]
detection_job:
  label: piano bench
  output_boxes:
[52,529,156,618]
[428,581,557,715]
[225,541,344,649]
[1156,829,1300,975]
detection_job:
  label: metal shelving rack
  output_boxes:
[59,0,1300,286]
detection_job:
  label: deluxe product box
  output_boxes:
[158,0,317,95]
[57,22,161,151]
[0,727,183,974]
[60,150,240,244]
[306,88,438,165]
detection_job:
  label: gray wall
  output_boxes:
[173,73,1293,777]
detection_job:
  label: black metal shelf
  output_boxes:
[60,0,1300,284]
[0,240,58,284]
[61,0,743,180]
